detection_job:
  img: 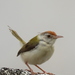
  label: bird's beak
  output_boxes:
[53,35,63,39]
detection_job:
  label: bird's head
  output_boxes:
[38,31,63,46]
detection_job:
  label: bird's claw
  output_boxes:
[47,72,55,75]
[25,69,31,72]
[37,72,55,75]
[25,69,37,75]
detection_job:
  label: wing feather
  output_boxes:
[17,36,39,56]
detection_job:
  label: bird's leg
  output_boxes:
[25,62,33,72]
[25,62,37,75]
[35,65,54,75]
[35,65,45,73]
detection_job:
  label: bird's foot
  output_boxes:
[25,69,54,75]
[46,72,55,75]
[31,71,37,75]
[25,69,37,75]
[25,69,31,72]
[37,72,55,75]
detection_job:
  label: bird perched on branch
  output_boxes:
[17,31,63,75]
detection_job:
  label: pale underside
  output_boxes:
[21,41,54,65]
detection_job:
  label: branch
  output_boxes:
[0,67,53,75]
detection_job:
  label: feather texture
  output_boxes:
[17,36,39,56]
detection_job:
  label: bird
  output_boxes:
[17,31,63,75]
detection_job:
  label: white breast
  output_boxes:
[21,41,54,65]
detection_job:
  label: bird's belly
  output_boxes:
[21,46,54,65]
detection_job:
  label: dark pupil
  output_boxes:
[47,35,51,38]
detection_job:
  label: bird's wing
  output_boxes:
[17,36,39,56]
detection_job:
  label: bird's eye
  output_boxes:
[47,35,51,38]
